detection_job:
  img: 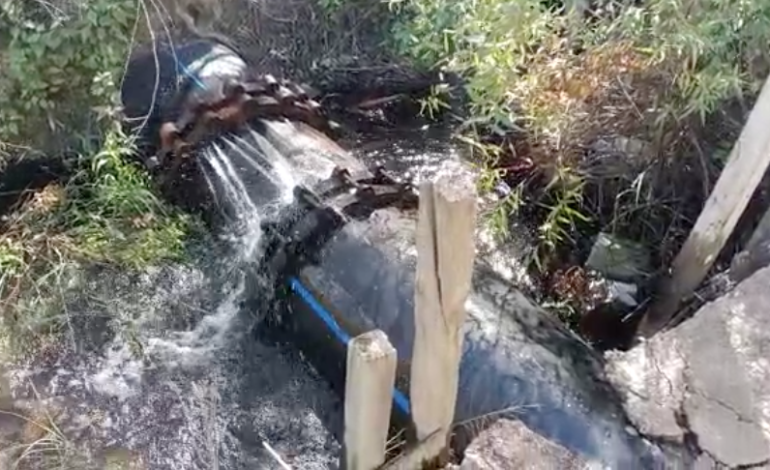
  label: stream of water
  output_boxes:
[1,122,484,470]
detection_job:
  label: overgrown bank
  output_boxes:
[317,0,770,331]
[0,0,198,356]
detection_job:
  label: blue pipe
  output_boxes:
[288,276,412,416]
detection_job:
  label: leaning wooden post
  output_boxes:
[409,168,478,465]
[344,329,398,470]
[640,73,770,337]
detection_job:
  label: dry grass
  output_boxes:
[517,40,667,168]
[0,182,78,353]
[513,35,732,263]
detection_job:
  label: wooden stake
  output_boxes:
[409,170,478,465]
[641,74,770,336]
[344,330,398,470]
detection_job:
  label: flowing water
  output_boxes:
[345,125,537,289]
[1,122,496,469]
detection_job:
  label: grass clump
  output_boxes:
[0,0,199,355]
[0,131,195,354]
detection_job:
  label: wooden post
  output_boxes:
[640,73,770,337]
[344,329,398,470]
[409,169,478,465]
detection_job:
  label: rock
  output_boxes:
[603,279,638,308]
[692,453,724,470]
[576,233,649,350]
[584,137,653,179]
[585,232,651,283]
[605,341,686,442]
[459,419,603,469]
[606,266,770,468]
[0,448,15,470]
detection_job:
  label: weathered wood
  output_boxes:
[409,169,478,464]
[641,74,770,337]
[344,330,398,470]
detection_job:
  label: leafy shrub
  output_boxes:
[0,0,136,147]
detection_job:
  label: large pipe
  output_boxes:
[121,40,665,468]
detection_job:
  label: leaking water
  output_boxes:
[346,124,537,289]
[1,125,346,469]
[0,120,539,469]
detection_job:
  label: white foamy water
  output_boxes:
[207,143,261,217]
[227,131,296,200]
[202,129,299,261]
[143,277,246,370]
[135,128,302,376]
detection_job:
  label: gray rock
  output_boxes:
[692,453,723,470]
[585,232,651,283]
[0,449,15,470]
[0,410,24,445]
[0,366,24,447]
[606,266,770,468]
[459,419,604,470]
[604,279,639,308]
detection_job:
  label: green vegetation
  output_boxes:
[321,0,770,270]
[0,0,198,355]
[0,0,135,146]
